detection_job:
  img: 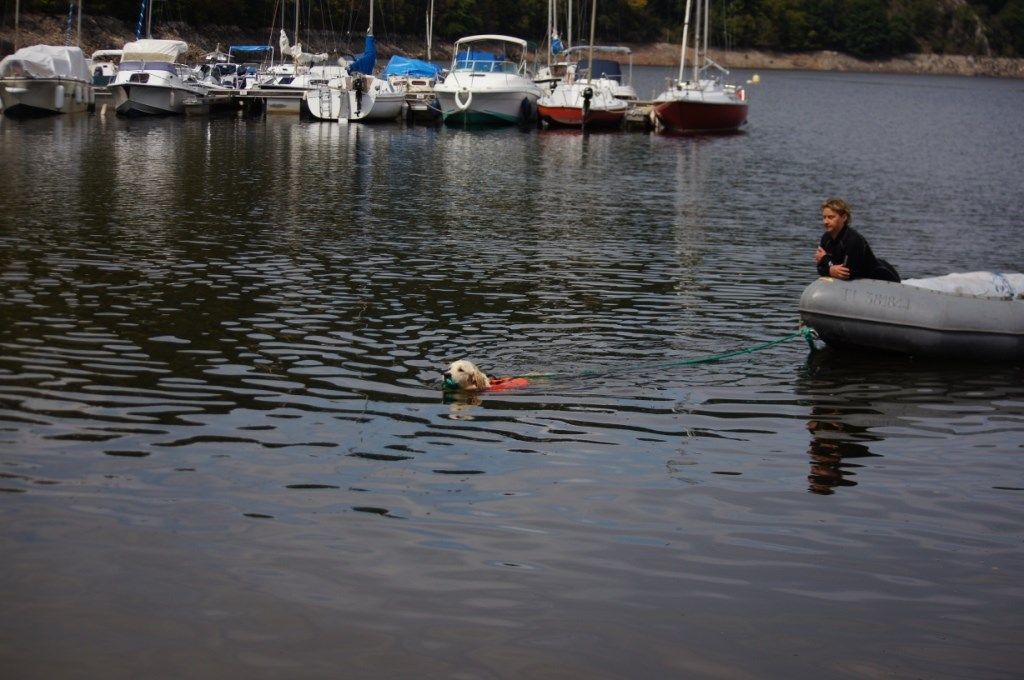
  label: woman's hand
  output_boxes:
[815,247,827,265]
[829,263,850,279]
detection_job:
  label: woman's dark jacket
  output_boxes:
[817,226,900,282]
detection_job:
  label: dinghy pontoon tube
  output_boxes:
[799,277,1024,360]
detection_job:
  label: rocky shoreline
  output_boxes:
[4,12,1023,80]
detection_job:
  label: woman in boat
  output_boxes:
[814,198,900,282]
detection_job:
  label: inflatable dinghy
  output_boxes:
[799,274,1024,360]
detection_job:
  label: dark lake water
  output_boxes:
[1,67,1023,678]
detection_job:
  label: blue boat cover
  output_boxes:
[381,55,441,79]
[348,34,377,75]
[455,50,499,69]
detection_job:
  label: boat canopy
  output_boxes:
[0,45,91,81]
[348,34,377,75]
[381,55,440,79]
[564,45,632,56]
[91,49,123,61]
[575,58,623,81]
[120,39,188,63]
[455,35,529,49]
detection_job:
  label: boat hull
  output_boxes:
[799,278,1024,360]
[1,78,92,117]
[436,88,539,126]
[537,104,625,129]
[654,98,747,133]
[110,83,203,116]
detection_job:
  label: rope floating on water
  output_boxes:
[518,326,818,381]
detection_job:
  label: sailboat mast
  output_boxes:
[547,0,553,68]
[702,0,709,66]
[586,0,596,80]
[691,0,701,81]
[369,0,374,34]
[426,0,434,61]
[567,0,572,51]
[145,0,152,39]
[294,0,299,54]
[14,0,20,51]
[77,0,83,48]
[676,0,692,83]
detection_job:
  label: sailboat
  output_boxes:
[537,0,628,129]
[302,0,405,122]
[652,0,748,133]
[0,0,94,117]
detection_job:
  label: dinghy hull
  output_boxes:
[799,278,1024,360]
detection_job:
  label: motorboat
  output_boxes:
[381,55,442,123]
[0,44,94,117]
[799,275,1024,360]
[108,39,208,116]
[89,49,121,87]
[652,0,747,133]
[434,34,542,126]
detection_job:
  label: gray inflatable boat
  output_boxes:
[799,277,1024,360]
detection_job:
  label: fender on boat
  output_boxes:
[799,277,1024,360]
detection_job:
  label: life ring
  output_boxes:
[454,88,472,111]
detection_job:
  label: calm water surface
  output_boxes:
[1,68,1022,678]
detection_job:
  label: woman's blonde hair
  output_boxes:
[821,197,851,225]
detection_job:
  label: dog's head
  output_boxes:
[443,360,490,391]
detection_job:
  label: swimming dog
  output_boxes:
[443,360,529,392]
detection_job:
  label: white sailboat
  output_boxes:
[652,0,748,133]
[302,0,404,123]
[537,0,628,130]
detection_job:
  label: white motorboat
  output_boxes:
[0,44,94,117]
[381,55,441,123]
[434,34,542,126]
[799,275,1024,360]
[109,39,208,116]
[89,49,121,87]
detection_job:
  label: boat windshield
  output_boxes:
[118,61,177,73]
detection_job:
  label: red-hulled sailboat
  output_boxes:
[653,0,748,134]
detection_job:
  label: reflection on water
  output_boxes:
[1,69,1023,678]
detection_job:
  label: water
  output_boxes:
[1,68,1022,678]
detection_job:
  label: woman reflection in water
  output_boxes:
[815,198,900,282]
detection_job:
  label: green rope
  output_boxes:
[520,326,818,381]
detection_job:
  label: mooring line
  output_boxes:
[518,326,817,381]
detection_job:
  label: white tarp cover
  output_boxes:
[120,39,188,63]
[903,272,1024,299]
[0,44,91,81]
